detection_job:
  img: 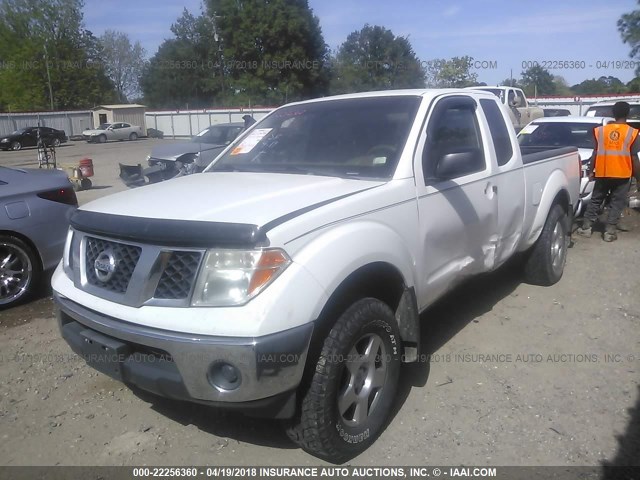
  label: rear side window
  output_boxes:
[480,99,513,166]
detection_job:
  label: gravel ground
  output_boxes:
[0,140,639,468]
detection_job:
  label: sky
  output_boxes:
[83,0,640,87]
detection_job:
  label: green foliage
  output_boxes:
[500,78,521,87]
[619,2,640,75]
[329,24,425,94]
[0,0,116,111]
[140,9,222,109]
[99,30,146,102]
[571,76,628,95]
[520,65,556,96]
[206,0,329,106]
[626,76,640,92]
[424,56,477,88]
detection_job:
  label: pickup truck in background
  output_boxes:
[585,99,640,129]
[52,89,580,462]
[468,86,545,130]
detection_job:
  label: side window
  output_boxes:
[507,90,516,106]
[422,97,486,183]
[480,99,514,166]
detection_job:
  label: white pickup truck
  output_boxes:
[467,86,544,130]
[52,89,580,462]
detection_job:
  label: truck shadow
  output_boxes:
[389,257,524,422]
[601,384,640,477]
[131,388,296,450]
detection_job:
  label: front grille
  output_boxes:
[154,251,202,299]
[85,237,141,293]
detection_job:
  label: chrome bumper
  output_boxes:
[54,293,313,408]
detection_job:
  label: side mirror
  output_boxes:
[435,149,485,179]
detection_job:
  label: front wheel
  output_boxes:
[287,298,402,462]
[98,134,107,143]
[52,138,61,147]
[524,204,569,286]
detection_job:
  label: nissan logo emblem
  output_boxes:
[94,248,117,282]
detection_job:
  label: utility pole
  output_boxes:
[43,43,54,110]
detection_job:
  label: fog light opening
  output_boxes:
[207,361,242,391]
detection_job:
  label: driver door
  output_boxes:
[414,95,498,308]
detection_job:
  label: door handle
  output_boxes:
[484,183,498,196]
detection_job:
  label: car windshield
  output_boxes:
[587,105,640,119]
[193,126,228,144]
[209,96,421,179]
[518,122,601,149]
[97,123,111,130]
[12,128,27,134]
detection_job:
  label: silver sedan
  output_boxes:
[0,167,77,307]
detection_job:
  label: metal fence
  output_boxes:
[0,108,274,139]
[0,110,93,137]
[145,108,273,138]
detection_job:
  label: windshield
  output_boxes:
[11,128,27,135]
[209,96,421,179]
[97,123,111,130]
[518,122,601,149]
[587,105,640,120]
[193,126,229,144]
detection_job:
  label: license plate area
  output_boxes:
[79,329,132,381]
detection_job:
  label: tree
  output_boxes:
[552,75,573,96]
[140,8,222,108]
[0,0,115,111]
[500,78,521,87]
[99,30,146,102]
[206,0,329,105]
[520,65,556,96]
[424,56,477,88]
[618,3,640,75]
[329,24,425,94]
[627,76,640,92]
[571,76,628,95]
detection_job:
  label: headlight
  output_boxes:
[0,138,8,142]
[191,248,291,307]
[62,229,74,277]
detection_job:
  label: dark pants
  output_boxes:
[583,177,631,227]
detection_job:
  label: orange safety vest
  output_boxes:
[593,123,638,178]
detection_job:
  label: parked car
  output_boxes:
[585,99,640,129]
[544,108,571,117]
[82,123,143,143]
[518,116,615,215]
[53,89,579,462]
[466,86,544,130]
[119,122,245,186]
[0,126,68,151]
[1,166,77,308]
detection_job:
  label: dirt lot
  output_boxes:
[0,140,639,467]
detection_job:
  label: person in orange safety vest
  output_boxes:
[576,101,640,242]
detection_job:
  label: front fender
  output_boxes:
[290,219,418,321]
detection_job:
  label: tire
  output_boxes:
[10,141,21,151]
[524,204,569,286]
[80,178,92,190]
[287,298,402,462]
[0,235,41,308]
[98,134,107,144]
[129,132,138,141]
[52,138,61,147]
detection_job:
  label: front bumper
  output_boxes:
[55,293,313,418]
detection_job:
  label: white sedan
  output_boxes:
[82,122,143,143]
[518,116,616,216]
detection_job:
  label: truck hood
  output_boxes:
[149,141,226,161]
[81,172,385,227]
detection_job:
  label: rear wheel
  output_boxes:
[287,298,401,462]
[52,138,61,147]
[0,235,40,308]
[129,132,138,141]
[524,204,568,286]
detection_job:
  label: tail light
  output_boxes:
[37,187,78,206]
